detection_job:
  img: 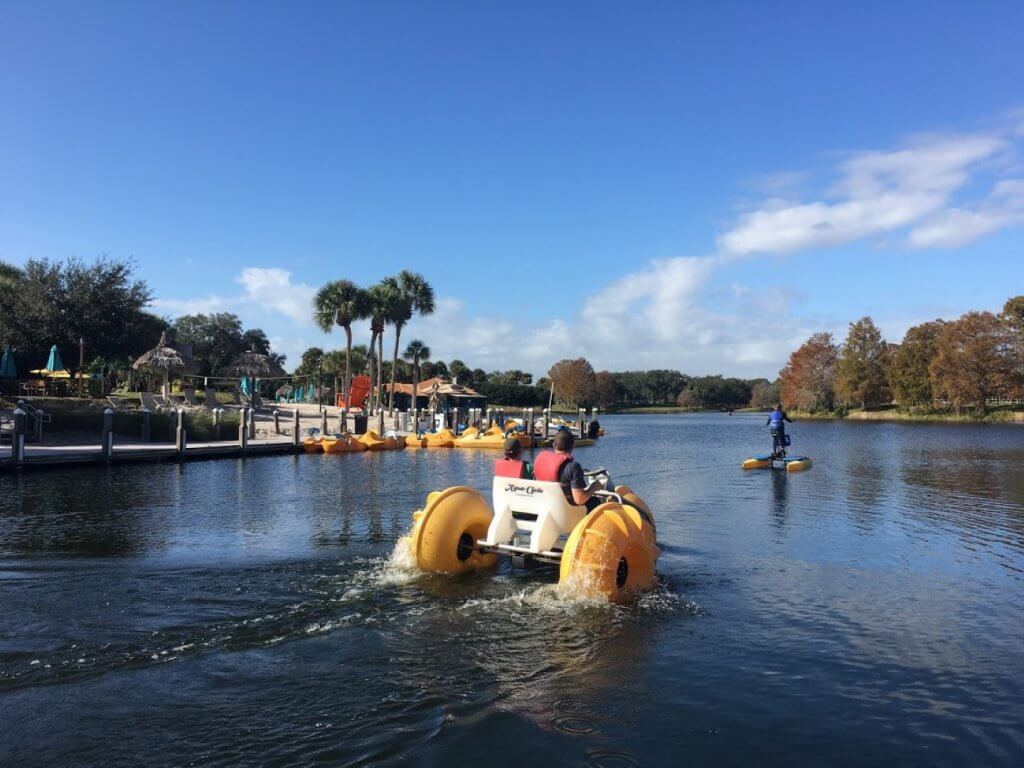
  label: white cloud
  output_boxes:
[907,178,1024,248]
[151,294,232,316]
[149,113,1024,379]
[718,134,1013,255]
[153,268,316,326]
[236,268,316,324]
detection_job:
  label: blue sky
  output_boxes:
[3,1,1023,377]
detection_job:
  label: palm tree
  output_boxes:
[403,339,431,417]
[386,271,436,413]
[366,280,401,413]
[313,280,369,407]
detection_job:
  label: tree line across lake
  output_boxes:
[4,257,1020,415]
[779,296,1024,415]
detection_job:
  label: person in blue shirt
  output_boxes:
[767,404,793,457]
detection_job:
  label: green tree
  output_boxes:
[403,339,431,413]
[1002,296,1024,393]
[384,271,435,412]
[750,379,781,409]
[888,321,943,408]
[449,359,472,385]
[366,281,401,413]
[835,317,891,408]
[0,256,154,366]
[172,313,246,376]
[314,279,370,403]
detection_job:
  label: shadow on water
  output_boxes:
[3,414,1024,765]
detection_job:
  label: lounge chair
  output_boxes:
[183,389,200,408]
[204,387,219,410]
[106,395,135,411]
[139,392,164,412]
[154,394,175,410]
[337,374,371,411]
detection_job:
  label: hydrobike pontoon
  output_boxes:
[406,470,659,602]
[742,430,812,472]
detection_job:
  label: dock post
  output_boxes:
[542,408,550,440]
[248,408,256,440]
[102,407,114,462]
[320,410,328,436]
[377,409,384,435]
[239,407,249,454]
[429,406,436,433]
[141,407,151,442]
[341,407,348,434]
[212,408,221,441]
[273,409,281,435]
[578,408,586,438]
[292,409,300,448]
[176,408,187,458]
[12,406,26,465]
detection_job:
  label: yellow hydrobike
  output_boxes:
[406,472,660,602]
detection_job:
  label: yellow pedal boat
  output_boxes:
[359,430,405,451]
[453,425,531,449]
[322,433,367,453]
[405,428,457,448]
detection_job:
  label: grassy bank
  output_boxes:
[1,396,242,441]
[791,404,1024,424]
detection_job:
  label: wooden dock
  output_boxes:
[0,438,299,470]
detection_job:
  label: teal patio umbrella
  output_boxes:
[45,344,63,372]
[0,346,16,378]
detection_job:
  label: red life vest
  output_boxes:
[494,459,527,478]
[534,451,572,482]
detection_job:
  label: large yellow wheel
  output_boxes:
[559,501,659,602]
[614,485,656,534]
[410,487,498,573]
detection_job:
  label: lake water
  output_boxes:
[2,414,1023,766]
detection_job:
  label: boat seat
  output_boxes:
[481,477,587,555]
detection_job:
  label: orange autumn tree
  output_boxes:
[779,332,838,413]
[929,311,1017,411]
[548,358,596,409]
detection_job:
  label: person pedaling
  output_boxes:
[534,430,609,512]
[767,403,793,458]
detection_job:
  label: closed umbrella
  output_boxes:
[29,344,71,378]
[46,344,63,372]
[0,346,15,378]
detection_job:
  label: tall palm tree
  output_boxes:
[366,280,401,414]
[386,271,436,413]
[313,280,369,407]
[403,339,430,417]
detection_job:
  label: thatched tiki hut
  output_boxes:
[133,330,193,398]
[223,350,286,381]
